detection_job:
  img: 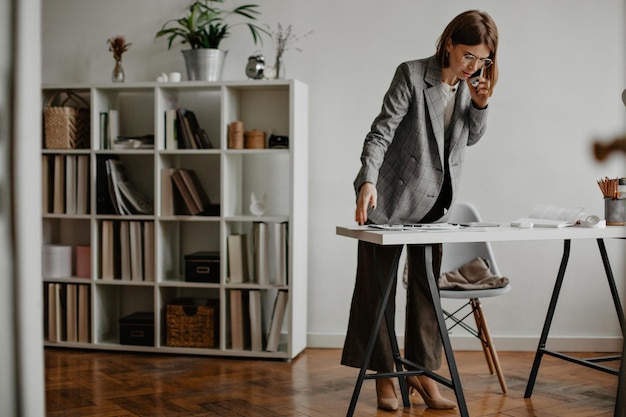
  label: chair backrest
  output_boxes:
[441,202,502,276]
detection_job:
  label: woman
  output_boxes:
[341,10,499,411]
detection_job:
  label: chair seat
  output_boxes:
[440,283,512,300]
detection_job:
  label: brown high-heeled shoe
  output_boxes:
[406,376,456,410]
[376,378,399,411]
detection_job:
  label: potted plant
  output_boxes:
[156,0,266,81]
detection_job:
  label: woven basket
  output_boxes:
[44,90,90,149]
[244,129,266,149]
[166,299,217,348]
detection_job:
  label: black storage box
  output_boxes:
[119,312,155,346]
[185,251,220,283]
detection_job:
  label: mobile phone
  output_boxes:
[469,68,483,87]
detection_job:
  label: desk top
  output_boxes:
[336,225,626,245]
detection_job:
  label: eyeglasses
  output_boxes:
[462,54,493,68]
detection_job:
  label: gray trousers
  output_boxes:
[341,241,443,372]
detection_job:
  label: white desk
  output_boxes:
[336,225,625,417]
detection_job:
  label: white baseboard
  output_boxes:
[306,333,623,352]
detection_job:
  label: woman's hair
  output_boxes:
[436,10,499,94]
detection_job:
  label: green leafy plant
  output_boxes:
[155,0,266,50]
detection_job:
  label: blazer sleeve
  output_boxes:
[467,101,489,147]
[354,63,414,192]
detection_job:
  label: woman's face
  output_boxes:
[447,42,492,81]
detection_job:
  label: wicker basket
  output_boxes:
[44,90,90,149]
[244,129,266,149]
[166,299,218,348]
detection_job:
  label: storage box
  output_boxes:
[166,298,218,348]
[119,312,154,346]
[184,251,220,283]
[42,244,72,278]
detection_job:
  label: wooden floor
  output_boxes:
[45,348,619,417]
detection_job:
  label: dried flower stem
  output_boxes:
[107,36,132,61]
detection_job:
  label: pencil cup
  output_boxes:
[604,198,626,225]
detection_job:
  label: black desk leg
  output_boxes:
[617,335,625,417]
[597,239,626,331]
[424,245,469,417]
[524,239,571,398]
[346,247,404,417]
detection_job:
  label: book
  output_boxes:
[248,289,264,351]
[164,109,178,150]
[99,111,109,149]
[66,284,78,342]
[108,109,119,148]
[178,169,211,214]
[175,108,194,149]
[75,245,91,278]
[42,155,52,213]
[96,155,118,214]
[171,169,202,215]
[266,290,288,352]
[143,221,155,281]
[512,204,585,228]
[76,155,89,214]
[105,159,129,215]
[271,222,288,286]
[229,289,244,350]
[65,155,77,214]
[107,159,153,215]
[47,283,58,342]
[129,221,144,281]
[184,109,212,149]
[119,221,131,280]
[252,222,270,285]
[77,284,90,343]
[160,168,176,216]
[53,154,65,214]
[101,220,114,280]
[227,234,249,283]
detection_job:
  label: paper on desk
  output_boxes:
[512,204,585,228]
[369,223,461,231]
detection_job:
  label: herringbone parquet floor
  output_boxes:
[45,348,619,417]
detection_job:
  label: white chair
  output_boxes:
[440,201,511,394]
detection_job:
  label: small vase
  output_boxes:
[274,54,286,79]
[112,60,124,82]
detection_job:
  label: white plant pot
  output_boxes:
[182,49,227,81]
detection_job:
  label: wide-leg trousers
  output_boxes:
[341,241,444,372]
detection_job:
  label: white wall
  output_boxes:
[42,0,626,351]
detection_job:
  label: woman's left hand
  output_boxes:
[467,77,490,109]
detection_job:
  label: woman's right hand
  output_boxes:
[355,182,377,225]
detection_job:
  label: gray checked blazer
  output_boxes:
[354,55,489,225]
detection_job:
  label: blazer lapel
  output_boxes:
[424,59,445,167]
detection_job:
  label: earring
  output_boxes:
[445,51,449,58]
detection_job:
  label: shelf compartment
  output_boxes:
[159,153,220,217]
[93,284,155,346]
[158,86,221,151]
[158,287,220,349]
[223,151,290,217]
[93,88,155,151]
[158,220,221,283]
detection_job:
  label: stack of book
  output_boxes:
[165,108,213,150]
[227,222,288,285]
[161,168,219,216]
[42,154,90,215]
[228,289,288,352]
[46,283,90,343]
[97,156,153,215]
[100,220,154,281]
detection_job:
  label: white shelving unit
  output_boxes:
[41,80,308,359]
